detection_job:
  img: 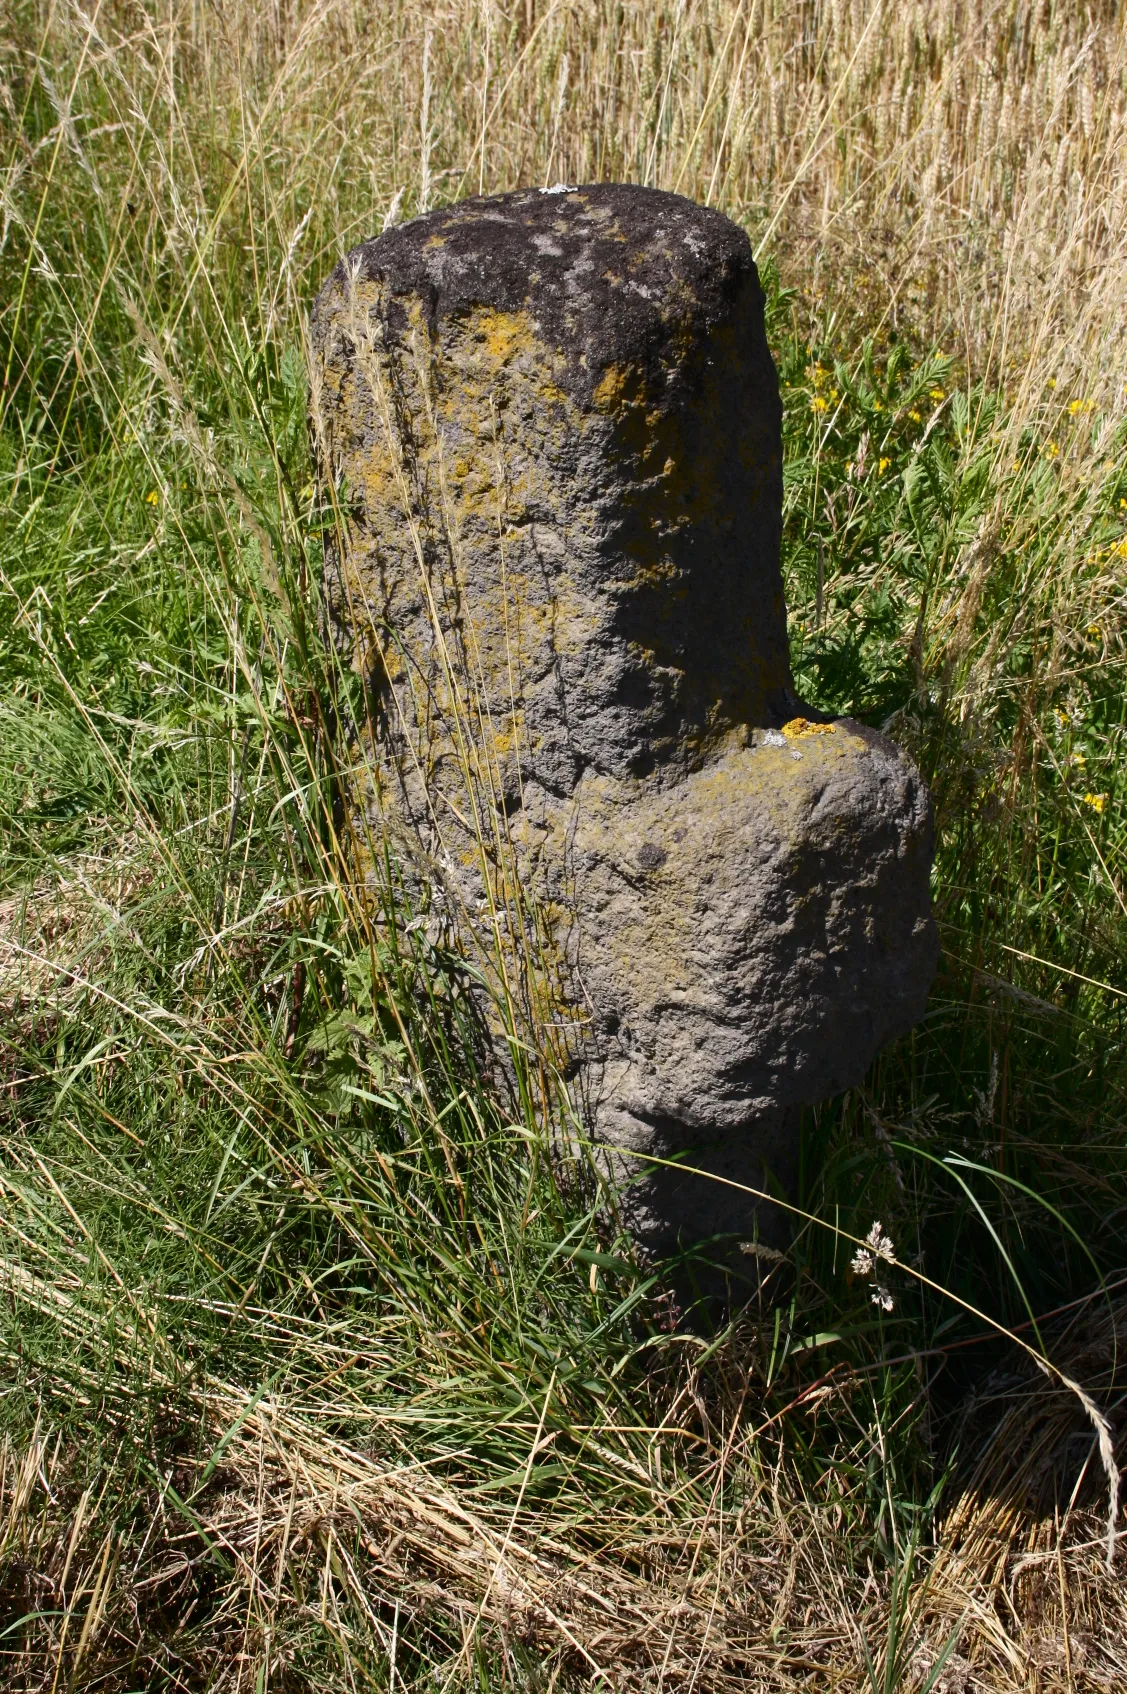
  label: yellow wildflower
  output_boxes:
[1083,792,1108,814]
[1087,624,1103,639]
[878,457,891,475]
[1117,538,1127,558]
[909,409,922,422]
[929,387,945,400]
[1068,398,1094,415]
[873,400,883,411]
[811,396,829,413]
[1044,441,1060,457]
[146,489,160,505]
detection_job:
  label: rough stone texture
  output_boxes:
[310,183,938,1272]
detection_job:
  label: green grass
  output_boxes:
[1,3,1126,1687]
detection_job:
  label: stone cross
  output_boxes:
[311,184,937,1279]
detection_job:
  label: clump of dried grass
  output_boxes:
[2,1302,1123,1690]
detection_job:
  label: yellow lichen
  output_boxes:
[782,718,837,738]
[592,363,632,412]
[477,308,532,367]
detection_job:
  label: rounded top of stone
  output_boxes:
[318,184,759,389]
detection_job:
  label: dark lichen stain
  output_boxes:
[320,185,763,406]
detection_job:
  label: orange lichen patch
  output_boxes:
[782,718,837,738]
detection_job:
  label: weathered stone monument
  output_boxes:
[310,184,937,1275]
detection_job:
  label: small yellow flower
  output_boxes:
[909,409,922,423]
[146,489,160,505]
[1119,498,1126,509]
[811,396,828,413]
[877,457,891,475]
[929,387,945,400]
[1048,378,1057,389]
[829,388,840,402]
[873,399,883,411]
[1117,538,1127,558]
[1068,398,1093,415]
[1083,792,1108,814]
[1044,441,1060,457]
[1087,623,1103,639]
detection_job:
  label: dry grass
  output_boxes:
[12,1,1124,386]
[1,1301,1124,1689]
[2,0,1127,1687]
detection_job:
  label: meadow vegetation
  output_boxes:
[1,1,1127,1687]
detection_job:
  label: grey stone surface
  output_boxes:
[310,183,938,1274]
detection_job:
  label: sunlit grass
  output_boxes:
[1,0,1126,1687]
